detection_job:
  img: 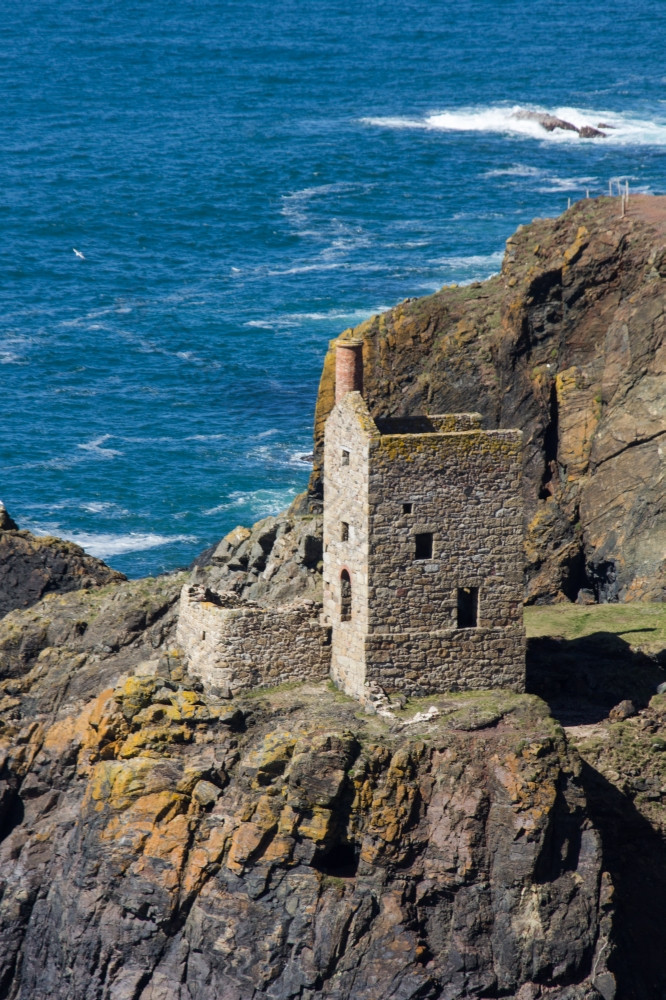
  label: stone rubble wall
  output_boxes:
[365,627,526,695]
[177,586,331,696]
[367,429,525,635]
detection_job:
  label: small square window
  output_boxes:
[414,532,433,559]
[402,502,413,514]
[341,449,350,466]
[340,521,349,541]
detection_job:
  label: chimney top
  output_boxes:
[335,338,364,403]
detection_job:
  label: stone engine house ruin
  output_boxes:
[322,339,526,700]
[178,337,526,701]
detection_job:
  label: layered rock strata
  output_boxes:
[0,646,615,1000]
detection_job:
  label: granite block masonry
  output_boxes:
[177,587,330,696]
[322,344,525,699]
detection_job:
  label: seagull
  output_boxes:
[73,248,85,259]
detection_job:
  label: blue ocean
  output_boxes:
[2,0,666,577]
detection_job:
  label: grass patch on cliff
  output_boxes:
[525,602,666,657]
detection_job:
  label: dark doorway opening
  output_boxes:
[340,570,352,621]
[457,587,478,628]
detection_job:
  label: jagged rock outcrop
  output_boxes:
[0,508,126,619]
[191,494,323,607]
[310,195,666,604]
[0,617,615,1000]
[0,503,18,532]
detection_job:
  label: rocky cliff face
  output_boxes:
[0,508,126,619]
[0,595,615,1000]
[311,195,666,605]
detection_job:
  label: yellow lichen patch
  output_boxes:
[554,366,600,475]
[141,812,191,870]
[132,702,182,727]
[116,675,157,719]
[227,821,273,872]
[85,757,168,812]
[262,834,294,865]
[41,708,91,758]
[244,730,297,789]
[296,807,333,843]
[253,793,282,829]
[278,803,299,836]
[117,724,192,759]
[562,225,589,270]
[492,751,558,834]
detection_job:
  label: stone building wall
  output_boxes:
[322,393,374,699]
[364,628,525,695]
[177,586,330,696]
[322,393,525,699]
[366,429,524,634]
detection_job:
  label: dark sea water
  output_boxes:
[2,0,666,576]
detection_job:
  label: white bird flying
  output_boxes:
[73,248,85,259]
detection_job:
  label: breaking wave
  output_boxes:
[361,105,666,146]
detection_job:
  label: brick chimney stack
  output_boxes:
[335,338,364,403]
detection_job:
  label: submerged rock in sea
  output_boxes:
[511,110,607,138]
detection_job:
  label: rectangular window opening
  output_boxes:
[414,532,433,560]
[340,521,349,541]
[402,502,413,514]
[341,449,350,466]
[457,587,479,628]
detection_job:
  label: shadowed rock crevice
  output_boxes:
[579,761,666,1000]
[526,631,666,724]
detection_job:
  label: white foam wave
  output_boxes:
[0,334,32,365]
[204,488,298,518]
[77,435,122,460]
[483,164,600,194]
[280,182,360,226]
[484,164,545,178]
[184,433,229,442]
[80,501,129,516]
[430,251,504,269]
[267,260,386,277]
[361,105,666,146]
[244,306,389,330]
[59,531,197,559]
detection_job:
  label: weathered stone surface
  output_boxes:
[0,528,125,618]
[0,661,615,1000]
[177,586,330,696]
[191,498,324,608]
[322,394,525,698]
